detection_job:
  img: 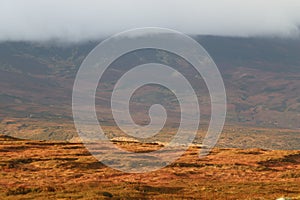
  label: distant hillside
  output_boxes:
[0,36,299,138]
[197,36,300,72]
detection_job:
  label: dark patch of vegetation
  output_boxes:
[135,185,183,194]
[24,142,74,146]
[58,161,105,170]
[280,172,300,178]
[1,158,41,169]
[73,152,92,156]
[0,145,29,151]
[236,150,263,155]
[170,162,207,168]
[102,191,113,198]
[6,186,41,196]
[258,153,300,167]
[62,145,84,149]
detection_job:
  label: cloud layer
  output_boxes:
[1,0,300,42]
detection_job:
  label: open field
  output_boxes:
[1,118,300,150]
[0,134,300,199]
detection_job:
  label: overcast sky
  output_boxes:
[1,0,300,42]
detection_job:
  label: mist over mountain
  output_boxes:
[1,0,300,42]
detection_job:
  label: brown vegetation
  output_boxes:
[0,135,300,199]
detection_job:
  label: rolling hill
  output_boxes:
[0,36,299,140]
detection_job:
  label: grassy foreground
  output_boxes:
[0,135,300,200]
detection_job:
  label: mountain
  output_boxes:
[0,36,299,140]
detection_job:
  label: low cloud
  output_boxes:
[1,0,300,42]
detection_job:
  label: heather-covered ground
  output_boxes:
[0,135,300,199]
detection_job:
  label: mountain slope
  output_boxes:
[0,36,299,136]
